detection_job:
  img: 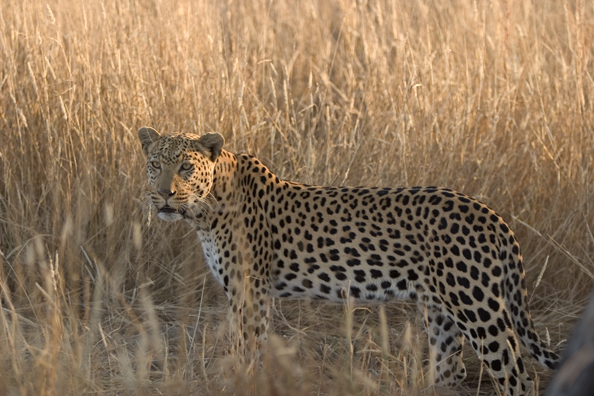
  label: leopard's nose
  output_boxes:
[158,188,176,199]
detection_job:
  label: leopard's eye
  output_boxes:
[150,160,161,169]
[180,163,193,171]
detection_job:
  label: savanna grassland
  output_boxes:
[1,0,593,395]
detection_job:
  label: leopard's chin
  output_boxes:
[157,206,184,221]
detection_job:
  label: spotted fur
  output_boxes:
[138,127,560,395]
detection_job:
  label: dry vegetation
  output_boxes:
[1,0,593,394]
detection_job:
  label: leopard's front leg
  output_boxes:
[226,263,271,358]
[214,211,273,360]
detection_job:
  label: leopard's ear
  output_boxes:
[138,127,161,156]
[198,133,225,162]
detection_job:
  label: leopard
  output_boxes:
[137,127,560,395]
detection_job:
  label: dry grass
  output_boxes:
[1,0,593,394]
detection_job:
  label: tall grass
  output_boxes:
[0,0,593,394]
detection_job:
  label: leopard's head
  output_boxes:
[137,127,224,221]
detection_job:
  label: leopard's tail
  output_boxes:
[503,237,560,370]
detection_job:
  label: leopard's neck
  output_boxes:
[208,151,299,219]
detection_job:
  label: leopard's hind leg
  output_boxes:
[422,305,467,387]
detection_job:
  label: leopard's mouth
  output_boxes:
[157,205,185,221]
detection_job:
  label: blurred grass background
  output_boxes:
[0,0,593,394]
